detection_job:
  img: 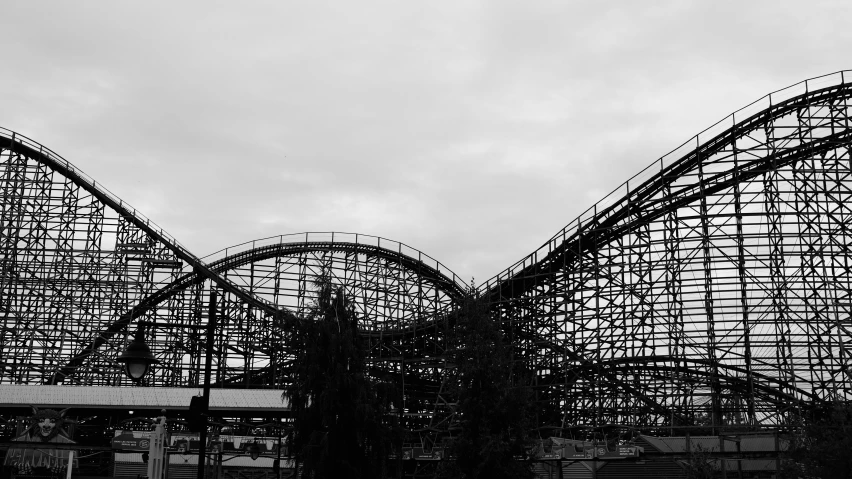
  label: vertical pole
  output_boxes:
[774,431,780,476]
[148,416,167,479]
[276,431,282,479]
[736,438,742,479]
[197,289,217,479]
[65,450,74,479]
[399,355,404,479]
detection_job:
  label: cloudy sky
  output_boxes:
[2,1,850,284]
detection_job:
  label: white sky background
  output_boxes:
[2,1,850,284]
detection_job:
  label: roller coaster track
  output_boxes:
[1,128,283,319]
[50,240,466,384]
[476,70,852,426]
[3,70,852,430]
[484,80,852,301]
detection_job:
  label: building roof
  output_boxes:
[637,434,784,453]
[0,385,288,415]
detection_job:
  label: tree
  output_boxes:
[681,444,720,479]
[283,276,396,478]
[781,402,852,478]
[439,291,536,479]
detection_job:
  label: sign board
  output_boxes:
[538,453,562,460]
[551,443,644,460]
[405,448,444,461]
[599,446,642,459]
[114,431,283,456]
[112,431,153,451]
[170,433,201,453]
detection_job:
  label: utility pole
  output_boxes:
[196,290,217,479]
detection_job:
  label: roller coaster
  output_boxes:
[2,71,852,439]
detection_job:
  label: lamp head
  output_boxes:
[117,327,159,381]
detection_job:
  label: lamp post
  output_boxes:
[118,289,218,479]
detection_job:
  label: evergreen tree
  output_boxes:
[681,444,720,479]
[283,276,395,478]
[781,402,852,478]
[440,291,536,479]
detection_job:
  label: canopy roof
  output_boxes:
[0,385,288,417]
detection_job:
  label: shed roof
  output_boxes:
[637,434,784,453]
[0,385,288,415]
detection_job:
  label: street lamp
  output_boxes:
[117,326,160,381]
[120,289,218,479]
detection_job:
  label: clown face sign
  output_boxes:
[3,407,77,474]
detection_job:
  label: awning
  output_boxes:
[0,385,289,417]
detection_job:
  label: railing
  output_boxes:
[479,69,852,291]
[0,126,195,261]
[0,126,284,313]
[201,231,467,293]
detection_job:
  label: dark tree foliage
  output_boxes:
[439,292,536,479]
[681,444,720,479]
[283,277,397,479]
[782,402,852,478]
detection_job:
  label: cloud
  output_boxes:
[1,0,850,282]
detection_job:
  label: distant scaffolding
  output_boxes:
[2,71,852,435]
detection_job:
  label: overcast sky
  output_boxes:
[2,1,850,284]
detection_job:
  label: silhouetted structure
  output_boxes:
[2,71,852,444]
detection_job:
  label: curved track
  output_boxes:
[481,70,852,428]
[53,234,464,389]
